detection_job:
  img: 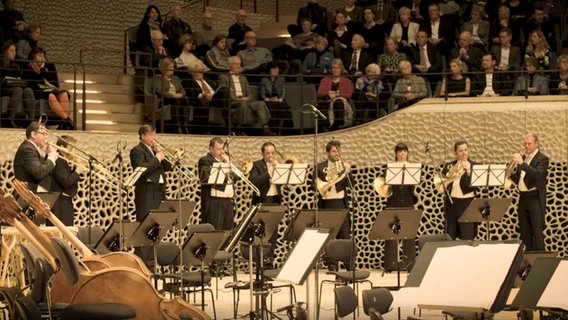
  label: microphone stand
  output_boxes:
[113,141,126,250]
[344,168,358,295]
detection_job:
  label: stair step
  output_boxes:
[59,73,133,85]
[85,112,143,124]
[79,103,143,114]
[60,82,134,95]
[84,123,143,133]
[74,92,134,105]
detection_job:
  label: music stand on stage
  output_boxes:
[285,209,347,241]
[471,164,507,188]
[123,167,147,188]
[94,220,139,254]
[156,200,195,228]
[385,162,422,186]
[271,163,308,185]
[369,208,422,289]
[459,198,512,241]
[180,230,228,311]
[514,251,558,288]
[207,162,231,185]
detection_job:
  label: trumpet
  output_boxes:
[503,151,524,190]
[153,139,185,164]
[433,160,465,193]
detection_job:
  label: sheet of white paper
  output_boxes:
[537,260,568,310]
[276,229,329,284]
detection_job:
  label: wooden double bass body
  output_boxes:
[5,181,212,320]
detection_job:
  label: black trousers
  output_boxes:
[207,197,234,231]
[445,197,477,240]
[50,195,74,226]
[517,192,545,251]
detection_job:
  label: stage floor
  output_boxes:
[182,269,523,320]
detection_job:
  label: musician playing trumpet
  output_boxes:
[249,142,281,205]
[317,140,352,239]
[443,139,477,240]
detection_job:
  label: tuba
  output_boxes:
[433,160,465,193]
[317,159,348,197]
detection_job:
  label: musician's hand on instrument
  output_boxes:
[461,160,471,173]
[46,146,58,163]
[512,153,523,165]
[75,164,88,175]
[343,162,351,172]
[156,150,165,162]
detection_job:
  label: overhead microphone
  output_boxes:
[302,103,327,120]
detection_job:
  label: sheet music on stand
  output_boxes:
[471,164,506,187]
[207,162,231,185]
[124,167,147,188]
[271,163,308,185]
[385,162,421,185]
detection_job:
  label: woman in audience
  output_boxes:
[1,41,35,126]
[136,5,163,51]
[359,7,386,59]
[316,59,353,131]
[377,37,408,84]
[550,54,568,95]
[175,33,208,75]
[22,47,73,128]
[16,24,41,61]
[390,7,419,51]
[514,57,549,95]
[353,63,386,122]
[326,12,353,58]
[302,37,334,83]
[260,62,292,135]
[525,30,551,70]
[205,34,230,72]
[440,59,471,97]
[153,57,191,134]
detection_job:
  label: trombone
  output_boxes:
[152,138,195,180]
[222,155,260,196]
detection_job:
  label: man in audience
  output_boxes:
[372,0,398,32]
[491,27,522,75]
[461,7,490,50]
[409,30,442,91]
[450,31,483,73]
[293,0,329,37]
[139,29,169,75]
[228,9,253,54]
[339,0,363,25]
[218,56,274,136]
[474,52,512,97]
[162,4,192,58]
[0,0,26,43]
[393,60,428,109]
[342,34,373,78]
[490,5,522,48]
[524,4,556,51]
[194,10,215,57]
[420,2,456,56]
[237,31,273,78]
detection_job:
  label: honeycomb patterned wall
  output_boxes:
[1,97,568,268]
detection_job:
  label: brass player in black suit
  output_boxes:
[510,133,549,251]
[249,142,281,205]
[129,125,172,222]
[50,135,86,226]
[14,122,58,193]
[442,139,477,240]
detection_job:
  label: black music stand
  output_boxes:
[284,209,347,241]
[513,251,558,288]
[459,198,512,241]
[94,220,139,254]
[180,230,228,311]
[156,200,195,228]
[369,208,422,289]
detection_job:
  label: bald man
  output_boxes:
[341,34,373,77]
[228,9,253,53]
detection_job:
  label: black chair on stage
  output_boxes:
[362,288,394,320]
[334,285,358,319]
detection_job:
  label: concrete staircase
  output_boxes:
[59,73,143,133]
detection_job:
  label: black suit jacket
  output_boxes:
[511,151,549,227]
[198,153,234,220]
[474,71,512,96]
[420,15,456,54]
[184,77,218,106]
[316,160,353,207]
[409,44,443,73]
[50,158,81,225]
[342,49,374,74]
[249,159,281,205]
[449,46,483,73]
[490,45,522,72]
[442,159,477,198]
[14,140,54,193]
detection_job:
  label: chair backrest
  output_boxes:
[325,239,355,270]
[362,288,393,315]
[368,308,385,320]
[334,285,358,318]
[29,258,53,304]
[156,241,180,266]
[417,233,452,250]
[50,237,81,286]
[19,243,41,275]
[14,295,42,320]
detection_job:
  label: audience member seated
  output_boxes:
[193,10,215,58]
[302,37,334,82]
[153,57,191,134]
[491,27,522,74]
[339,0,363,24]
[359,7,387,58]
[175,34,209,75]
[22,47,73,129]
[525,30,551,70]
[16,23,40,61]
[390,7,420,52]
[370,0,398,34]
[237,31,273,81]
[162,4,192,58]
[420,2,456,56]
[506,0,529,23]
[490,5,522,48]
[292,0,330,37]
[393,60,428,108]
[228,9,253,54]
[440,58,471,97]
[327,12,354,59]
[0,0,26,43]
[462,7,490,50]
[353,63,386,122]
[316,59,353,131]
[377,37,408,84]
[218,56,274,136]
[184,62,229,134]
[1,41,34,126]
[439,0,460,16]
[205,34,231,72]
[259,62,293,135]
[281,18,319,61]
[550,54,568,95]
[409,30,442,91]
[513,57,549,96]
[474,52,512,96]
[342,34,373,78]
[463,0,491,22]
[136,5,163,52]
[450,31,483,73]
[138,29,169,76]
[408,0,427,24]
[524,4,556,52]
